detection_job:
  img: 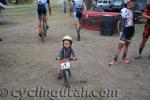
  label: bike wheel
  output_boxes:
[117,20,122,33]
[64,70,70,88]
[41,19,46,43]
[41,32,45,43]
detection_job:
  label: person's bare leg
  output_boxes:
[69,7,73,16]
[38,18,42,34]
[45,14,49,29]
[122,41,130,63]
[109,42,124,66]
[123,42,130,58]
[138,37,148,58]
[114,42,124,61]
[135,37,148,59]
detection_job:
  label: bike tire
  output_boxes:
[41,18,46,43]
[64,70,70,88]
[117,20,122,33]
[41,32,45,43]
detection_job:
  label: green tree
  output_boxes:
[86,0,97,10]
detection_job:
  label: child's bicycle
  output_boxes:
[56,58,77,88]
[40,13,47,43]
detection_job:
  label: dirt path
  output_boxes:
[0,10,150,100]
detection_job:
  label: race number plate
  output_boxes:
[60,62,71,70]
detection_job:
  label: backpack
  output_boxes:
[73,0,83,12]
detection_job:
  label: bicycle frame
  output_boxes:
[57,58,77,88]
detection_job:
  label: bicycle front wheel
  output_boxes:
[64,70,70,88]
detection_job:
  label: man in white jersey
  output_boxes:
[37,0,51,37]
[109,0,135,66]
[70,0,86,41]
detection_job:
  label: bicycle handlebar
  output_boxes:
[56,57,77,61]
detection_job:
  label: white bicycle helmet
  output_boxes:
[124,0,132,4]
[62,35,73,43]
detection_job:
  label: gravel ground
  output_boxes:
[0,10,150,100]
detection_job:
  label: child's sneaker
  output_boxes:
[109,60,118,66]
[122,57,130,64]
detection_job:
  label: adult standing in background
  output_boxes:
[135,3,150,59]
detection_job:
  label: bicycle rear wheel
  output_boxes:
[41,17,47,43]
[117,20,122,33]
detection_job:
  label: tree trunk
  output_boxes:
[15,0,19,5]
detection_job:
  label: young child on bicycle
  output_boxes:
[37,0,51,37]
[56,35,77,79]
[109,0,135,66]
[70,0,87,41]
[135,3,150,59]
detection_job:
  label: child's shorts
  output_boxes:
[119,26,135,43]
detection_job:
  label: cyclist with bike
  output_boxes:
[70,0,87,41]
[135,3,150,59]
[109,0,135,66]
[37,0,51,37]
[56,35,77,79]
